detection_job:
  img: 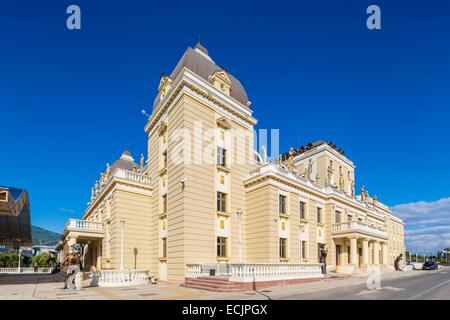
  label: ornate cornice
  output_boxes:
[244,172,395,217]
[144,73,257,134]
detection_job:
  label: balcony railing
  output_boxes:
[117,169,151,185]
[91,168,151,204]
[186,263,324,282]
[64,219,103,233]
[332,220,388,239]
[247,163,324,191]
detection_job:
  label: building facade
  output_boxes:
[58,43,405,283]
[0,186,32,250]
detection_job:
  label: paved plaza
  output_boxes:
[0,267,448,300]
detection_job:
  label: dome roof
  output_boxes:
[153,44,249,112]
[110,150,138,172]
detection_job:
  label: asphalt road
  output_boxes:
[279,267,450,300]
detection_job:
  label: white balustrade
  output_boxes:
[122,170,152,185]
[90,168,151,203]
[247,163,326,192]
[65,219,103,232]
[248,163,389,216]
[229,263,323,282]
[91,269,150,287]
[0,267,52,274]
[185,263,323,282]
[332,221,388,238]
[186,264,202,277]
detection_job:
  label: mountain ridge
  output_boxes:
[31,225,61,246]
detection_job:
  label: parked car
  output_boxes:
[422,261,438,270]
[410,262,423,270]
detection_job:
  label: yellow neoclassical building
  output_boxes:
[58,42,405,289]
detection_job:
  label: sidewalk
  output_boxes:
[0,268,424,300]
[193,268,428,300]
[244,269,428,300]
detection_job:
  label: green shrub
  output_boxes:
[28,252,57,267]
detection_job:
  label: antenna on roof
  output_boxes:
[197,35,201,44]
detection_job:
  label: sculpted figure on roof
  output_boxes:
[287,147,295,170]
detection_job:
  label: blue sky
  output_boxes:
[1,1,449,251]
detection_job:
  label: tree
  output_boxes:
[0,250,23,268]
[28,252,57,268]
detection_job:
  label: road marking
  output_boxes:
[357,286,404,296]
[407,279,450,300]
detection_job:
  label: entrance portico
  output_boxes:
[60,219,104,271]
[331,220,389,273]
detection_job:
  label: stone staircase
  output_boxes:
[181,276,245,292]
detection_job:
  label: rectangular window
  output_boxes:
[317,207,322,224]
[279,195,287,214]
[279,238,287,259]
[301,240,307,260]
[335,211,341,224]
[217,237,227,257]
[0,191,7,202]
[162,237,167,258]
[217,147,226,166]
[300,201,306,219]
[347,214,352,222]
[162,194,167,213]
[217,192,226,212]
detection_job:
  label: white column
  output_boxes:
[381,242,388,266]
[373,241,380,265]
[350,238,358,265]
[362,239,369,267]
[68,237,77,247]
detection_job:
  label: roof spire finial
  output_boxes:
[194,37,209,56]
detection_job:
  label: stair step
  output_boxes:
[181,283,244,292]
[197,276,230,280]
[185,280,242,289]
[183,276,246,292]
[186,278,236,285]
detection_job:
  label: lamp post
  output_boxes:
[120,218,125,270]
[17,247,21,273]
[236,209,243,263]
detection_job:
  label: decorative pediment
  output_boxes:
[157,120,168,135]
[158,75,173,100]
[216,116,231,129]
[209,70,231,95]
